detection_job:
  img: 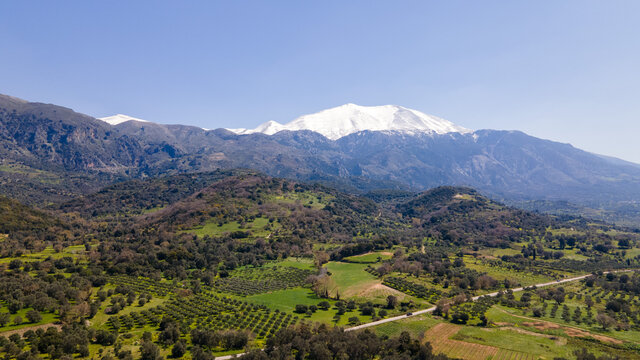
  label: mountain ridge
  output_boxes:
[227,103,471,140]
[2,93,640,225]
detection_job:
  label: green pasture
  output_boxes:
[183,217,275,238]
[246,287,380,327]
[343,251,393,264]
[463,256,561,287]
[452,326,574,359]
[325,261,380,298]
[0,308,57,333]
[0,244,87,264]
[373,314,440,339]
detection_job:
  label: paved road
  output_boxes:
[346,271,630,332]
[216,270,633,358]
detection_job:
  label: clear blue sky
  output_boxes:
[1,1,639,162]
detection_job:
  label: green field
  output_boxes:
[343,251,393,263]
[0,309,57,332]
[325,261,381,298]
[452,326,573,359]
[247,287,374,326]
[184,217,275,238]
[373,314,440,339]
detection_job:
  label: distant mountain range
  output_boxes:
[1,94,639,225]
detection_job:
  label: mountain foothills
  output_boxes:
[2,94,640,359]
[0,171,638,359]
[1,94,640,225]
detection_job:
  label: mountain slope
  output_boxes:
[2,94,640,225]
[333,129,640,204]
[0,195,63,233]
[0,95,148,172]
[58,169,251,218]
[396,186,553,247]
[141,173,387,246]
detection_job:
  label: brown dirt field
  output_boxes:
[521,321,623,345]
[350,251,394,259]
[356,283,405,299]
[423,323,533,360]
[494,326,567,345]
[495,308,626,346]
[0,323,61,337]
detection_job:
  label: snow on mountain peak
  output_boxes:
[99,114,149,126]
[228,104,471,140]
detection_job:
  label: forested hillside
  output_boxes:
[0,170,637,359]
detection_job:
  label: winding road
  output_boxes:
[346,271,631,331]
[216,270,633,359]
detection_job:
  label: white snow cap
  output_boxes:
[228,104,471,140]
[99,114,149,125]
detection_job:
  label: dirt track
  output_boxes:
[0,323,61,337]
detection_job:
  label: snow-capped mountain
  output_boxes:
[3,93,640,224]
[228,104,471,140]
[99,114,149,126]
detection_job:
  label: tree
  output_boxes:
[451,312,469,324]
[314,251,330,268]
[386,295,398,309]
[618,238,630,249]
[318,301,330,311]
[553,291,565,305]
[309,342,332,360]
[295,304,308,314]
[140,340,162,360]
[160,323,180,345]
[25,310,41,323]
[584,295,594,309]
[532,308,543,318]
[8,259,22,270]
[0,313,10,327]
[596,313,616,330]
[95,330,117,346]
[433,299,450,318]
[13,316,22,326]
[171,340,186,358]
